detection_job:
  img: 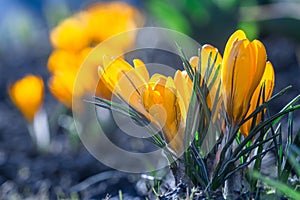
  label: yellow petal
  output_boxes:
[240,61,275,136]
[50,13,90,52]
[263,61,275,99]
[201,45,222,83]
[189,45,222,87]
[86,2,144,44]
[149,74,167,85]
[221,30,267,124]
[142,76,183,154]
[9,75,44,121]
[201,45,222,111]
[95,77,113,100]
[174,70,192,121]
[187,45,223,121]
[99,56,134,93]
[78,47,93,65]
[189,56,199,69]
[133,59,150,82]
[223,30,246,61]
[47,50,78,73]
[249,40,267,94]
[98,57,152,119]
[48,69,77,108]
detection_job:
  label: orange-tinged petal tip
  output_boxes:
[202,44,218,52]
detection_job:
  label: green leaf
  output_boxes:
[240,86,292,125]
[89,97,168,148]
[252,171,300,200]
[235,105,300,158]
[147,0,191,34]
[288,145,300,176]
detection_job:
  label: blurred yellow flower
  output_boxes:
[47,48,92,108]
[8,75,44,122]
[48,69,77,108]
[48,1,144,107]
[86,2,144,44]
[50,13,90,52]
[98,57,186,154]
[221,30,267,125]
[240,61,275,137]
[47,49,80,73]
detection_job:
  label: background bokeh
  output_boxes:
[1,0,300,199]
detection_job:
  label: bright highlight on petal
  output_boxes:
[9,75,44,122]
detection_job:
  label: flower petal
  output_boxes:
[221,30,268,124]
[9,75,44,121]
[240,61,275,136]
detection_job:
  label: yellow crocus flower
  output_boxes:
[95,77,114,100]
[189,45,222,110]
[98,57,186,154]
[48,69,77,108]
[48,2,144,107]
[221,30,267,125]
[86,2,144,44]
[47,48,93,108]
[142,75,184,154]
[98,57,149,109]
[174,70,192,122]
[9,75,44,122]
[240,61,275,137]
[47,49,80,73]
[50,13,90,52]
[174,45,222,122]
[189,45,222,87]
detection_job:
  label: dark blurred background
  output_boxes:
[0,0,299,199]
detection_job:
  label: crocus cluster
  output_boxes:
[48,2,144,108]
[97,30,275,153]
